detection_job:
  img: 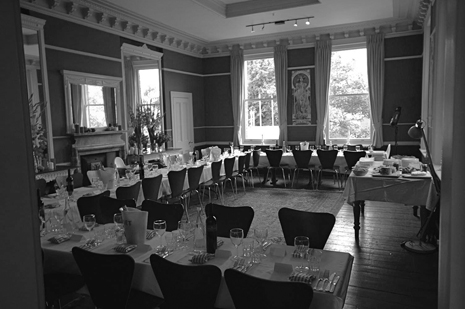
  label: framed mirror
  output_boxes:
[22,14,54,167]
[121,43,164,133]
[63,70,122,134]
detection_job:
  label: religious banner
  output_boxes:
[291,70,311,125]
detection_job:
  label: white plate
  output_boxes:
[402,172,431,179]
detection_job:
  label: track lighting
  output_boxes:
[246,16,314,32]
[294,20,298,27]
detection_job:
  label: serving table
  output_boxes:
[343,161,439,241]
[258,151,347,169]
[41,231,353,309]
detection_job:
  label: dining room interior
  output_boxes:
[2,0,465,308]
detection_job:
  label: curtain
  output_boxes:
[71,83,82,126]
[124,57,137,112]
[315,39,332,145]
[366,33,385,148]
[102,87,115,126]
[230,44,244,146]
[274,44,288,145]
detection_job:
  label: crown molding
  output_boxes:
[20,0,423,59]
[416,0,432,27]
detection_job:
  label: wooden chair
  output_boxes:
[183,165,204,209]
[343,150,367,183]
[141,174,163,202]
[205,203,254,238]
[248,149,262,184]
[76,190,110,224]
[166,168,188,219]
[141,199,184,231]
[72,247,163,309]
[150,253,221,309]
[278,207,335,249]
[116,181,141,201]
[225,268,313,309]
[264,149,289,187]
[316,149,342,189]
[201,161,225,205]
[291,149,314,189]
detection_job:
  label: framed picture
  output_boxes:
[291,70,311,125]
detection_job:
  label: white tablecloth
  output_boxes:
[41,232,353,309]
[258,152,348,169]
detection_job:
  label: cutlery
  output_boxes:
[318,269,330,291]
[241,262,253,273]
[329,275,340,293]
[325,272,336,292]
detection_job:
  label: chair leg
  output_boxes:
[280,168,286,187]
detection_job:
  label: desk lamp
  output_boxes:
[402,119,440,253]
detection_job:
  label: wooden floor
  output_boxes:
[260,170,439,309]
[61,170,439,308]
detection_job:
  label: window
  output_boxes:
[134,62,162,132]
[242,54,279,144]
[327,48,371,145]
[82,85,109,128]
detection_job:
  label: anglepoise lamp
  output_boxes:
[402,119,441,253]
[390,107,402,155]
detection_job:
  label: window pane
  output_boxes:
[328,49,371,141]
[138,69,160,106]
[243,57,278,141]
[87,85,103,105]
[88,106,106,128]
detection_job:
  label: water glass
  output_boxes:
[230,228,244,261]
[307,248,323,273]
[154,220,167,249]
[83,214,96,232]
[254,227,268,257]
[94,225,106,245]
[294,236,310,273]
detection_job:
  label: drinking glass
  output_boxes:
[294,236,310,273]
[356,145,361,151]
[52,209,65,234]
[230,228,244,261]
[254,227,268,257]
[307,248,323,274]
[177,220,191,249]
[154,220,167,249]
[83,214,96,232]
[113,213,125,244]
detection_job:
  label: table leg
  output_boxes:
[413,205,419,217]
[353,201,361,242]
[360,201,365,216]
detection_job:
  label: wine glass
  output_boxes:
[294,236,310,273]
[83,214,96,232]
[254,227,268,257]
[178,220,191,249]
[153,220,167,249]
[113,213,125,244]
[230,228,244,261]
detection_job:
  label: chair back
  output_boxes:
[343,150,367,170]
[187,165,204,191]
[77,190,110,224]
[36,178,47,197]
[237,154,246,174]
[115,181,141,201]
[278,207,335,249]
[205,203,254,238]
[316,149,338,170]
[210,161,222,183]
[252,150,261,168]
[292,150,313,168]
[224,268,313,309]
[265,149,283,168]
[149,254,221,309]
[71,247,134,309]
[141,174,163,201]
[224,156,236,178]
[244,152,251,170]
[167,168,186,198]
[99,196,136,224]
[114,157,126,168]
[71,172,84,188]
[141,200,184,231]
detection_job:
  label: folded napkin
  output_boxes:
[189,253,214,264]
[289,272,315,284]
[48,234,71,244]
[292,249,309,259]
[146,230,157,240]
[113,244,137,253]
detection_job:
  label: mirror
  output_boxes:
[63,70,122,134]
[121,43,164,133]
[22,14,54,168]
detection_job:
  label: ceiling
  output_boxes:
[104,0,422,43]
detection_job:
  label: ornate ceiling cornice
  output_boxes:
[20,0,423,59]
[415,0,432,27]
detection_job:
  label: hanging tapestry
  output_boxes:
[291,70,311,125]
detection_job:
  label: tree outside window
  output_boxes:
[327,48,371,145]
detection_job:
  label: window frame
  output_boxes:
[242,51,279,145]
[326,42,372,146]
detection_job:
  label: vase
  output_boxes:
[158,144,163,152]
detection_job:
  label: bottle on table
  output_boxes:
[139,155,145,180]
[206,206,217,254]
[193,207,206,253]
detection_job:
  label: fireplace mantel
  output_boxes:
[71,131,126,167]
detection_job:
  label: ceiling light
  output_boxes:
[294,20,298,27]
[246,16,314,31]
[306,18,310,25]
[251,26,254,33]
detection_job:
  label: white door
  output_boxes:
[170,91,194,152]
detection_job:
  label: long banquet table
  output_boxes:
[41,229,353,309]
[258,151,348,169]
[343,161,439,241]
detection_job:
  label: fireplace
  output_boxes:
[71,131,126,185]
